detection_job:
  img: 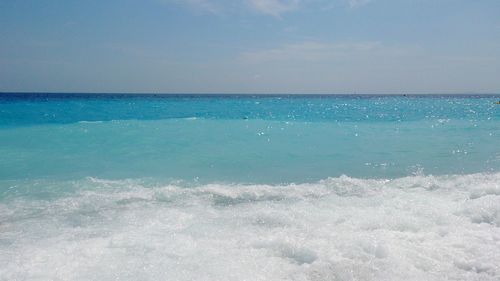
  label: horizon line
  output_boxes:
[1,92,500,96]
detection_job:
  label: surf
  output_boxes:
[1,173,500,280]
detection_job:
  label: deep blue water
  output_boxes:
[1,93,499,126]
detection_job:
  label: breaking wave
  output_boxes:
[1,173,500,280]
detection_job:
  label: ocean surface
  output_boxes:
[1,93,499,280]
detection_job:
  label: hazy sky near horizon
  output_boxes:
[1,0,499,94]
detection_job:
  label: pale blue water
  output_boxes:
[1,93,500,280]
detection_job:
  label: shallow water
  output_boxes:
[0,94,499,280]
[1,94,499,183]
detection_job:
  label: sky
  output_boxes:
[0,0,499,94]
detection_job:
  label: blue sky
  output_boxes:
[0,0,499,94]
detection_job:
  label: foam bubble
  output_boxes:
[1,173,500,280]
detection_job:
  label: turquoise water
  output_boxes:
[1,94,500,280]
[1,94,499,183]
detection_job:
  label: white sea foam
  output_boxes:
[1,173,500,280]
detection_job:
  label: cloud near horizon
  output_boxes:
[171,0,371,16]
[239,41,385,63]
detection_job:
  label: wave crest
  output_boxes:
[1,173,500,280]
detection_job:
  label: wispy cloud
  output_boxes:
[348,0,372,8]
[167,0,373,17]
[246,0,300,17]
[167,0,221,14]
[240,41,384,63]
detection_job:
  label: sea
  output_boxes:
[0,93,499,280]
